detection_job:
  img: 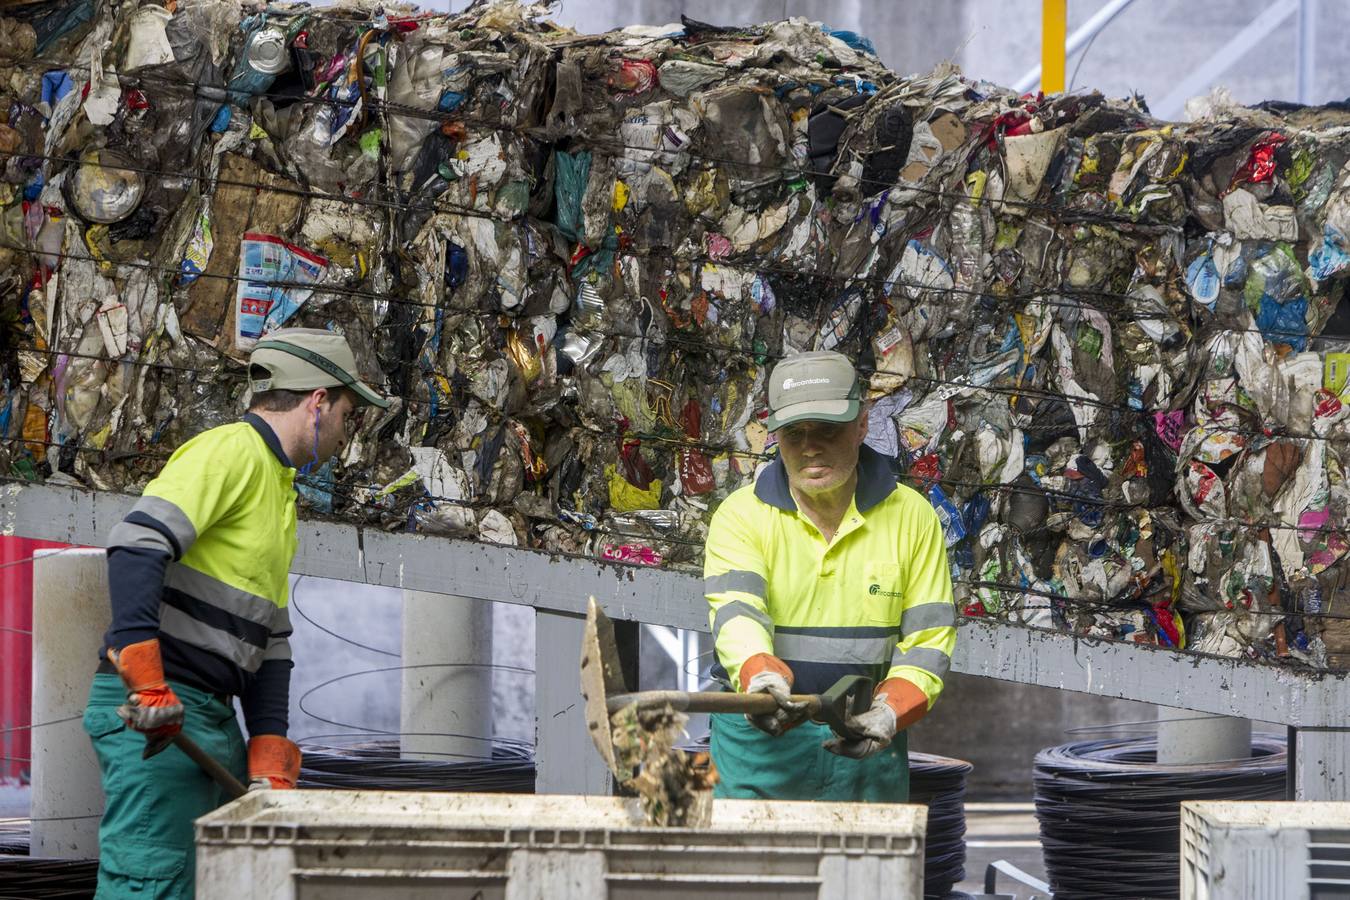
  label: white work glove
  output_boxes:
[745,670,809,737]
[823,695,898,759]
[247,778,274,792]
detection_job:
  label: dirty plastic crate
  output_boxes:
[1181,801,1350,900]
[196,790,926,899]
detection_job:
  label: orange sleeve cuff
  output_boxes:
[878,677,930,730]
[738,652,793,692]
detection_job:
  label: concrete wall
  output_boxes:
[533,0,1350,114]
[907,672,1155,799]
[285,579,536,748]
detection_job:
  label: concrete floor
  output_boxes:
[954,803,1049,898]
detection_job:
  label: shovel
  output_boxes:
[579,597,874,778]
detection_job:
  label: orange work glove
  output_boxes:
[247,735,302,790]
[739,653,808,736]
[107,638,183,753]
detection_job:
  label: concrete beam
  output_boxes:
[5,481,1350,727]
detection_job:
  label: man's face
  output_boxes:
[775,414,867,498]
[313,389,359,464]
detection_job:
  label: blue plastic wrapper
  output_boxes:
[927,484,966,547]
[1309,225,1350,281]
[444,241,469,290]
[1185,253,1220,310]
[40,71,74,110]
[823,27,878,56]
[296,460,334,511]
[962,492,991,536]
[1255,293,1308,351]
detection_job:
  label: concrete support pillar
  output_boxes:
[1290,727,1350,800]
[534,610,611,795]
[30,548,109,858]
[1156,706,1252,765]
[400,592,493,762]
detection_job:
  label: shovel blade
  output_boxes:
[580,597,630,779]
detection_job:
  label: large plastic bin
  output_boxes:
[196,790,926,899]
[1181,801,1350,900]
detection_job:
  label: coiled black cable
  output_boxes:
[0,818,29,855]
[909,752,973,900]
[1033,735,1287,899]
[0,857,97,900]
[298,737,536,793]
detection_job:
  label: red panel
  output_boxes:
[1,536,69,784]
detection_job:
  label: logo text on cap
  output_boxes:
[782,377,831,390]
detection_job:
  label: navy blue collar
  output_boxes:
[753,443,897,514]
[243,413,294,470]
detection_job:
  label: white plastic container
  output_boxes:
[1181,801,1350,900]
[196,790,926,899]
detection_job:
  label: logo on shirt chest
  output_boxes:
[868,583,904,598]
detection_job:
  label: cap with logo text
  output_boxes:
[248,328,391,409]
[766,351,860,431]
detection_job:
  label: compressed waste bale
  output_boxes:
[0,2,1347,667]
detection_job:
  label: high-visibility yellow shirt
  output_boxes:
[705,445,957,706]
[104,414,298,735]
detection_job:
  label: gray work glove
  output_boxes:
[744,670,809,737]
[823,695,898,759]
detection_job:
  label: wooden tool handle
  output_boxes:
[608,690,821,717]
[174,733,248,799]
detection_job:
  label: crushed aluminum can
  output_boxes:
[246,25,291,75]
[574,280,604,316]
[558,329,603,366]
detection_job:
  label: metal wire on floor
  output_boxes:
[1033,734,1287,900]
[909,752,973,900]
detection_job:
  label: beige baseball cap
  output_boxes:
[248,328,390,409]
[765,351,861,431]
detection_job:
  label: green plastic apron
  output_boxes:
[709,712,909,802]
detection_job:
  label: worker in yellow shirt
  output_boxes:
[704,350,957,801]
[87,329,389,899]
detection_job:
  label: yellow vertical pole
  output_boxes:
[1041,0,1067,94]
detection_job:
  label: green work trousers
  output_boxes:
[709,712,909,802]
[83,672,247,900]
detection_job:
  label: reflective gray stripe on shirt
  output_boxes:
[263,635,293,663]
[107,521,176,556]
[129,495,198,553]
[159,604,265,671]
[165,564,283,629]
[774,631,899,666]
[264,606,293,662]
[901,602,956,635]
[711,600,774,643]
[705,570,767,598]
[890,646,952,681]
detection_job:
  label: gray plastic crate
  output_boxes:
[196,790,926,899]
[1182,801,1350,900]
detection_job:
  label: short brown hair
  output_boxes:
[248,388,311,413]
[248,381,361,413]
